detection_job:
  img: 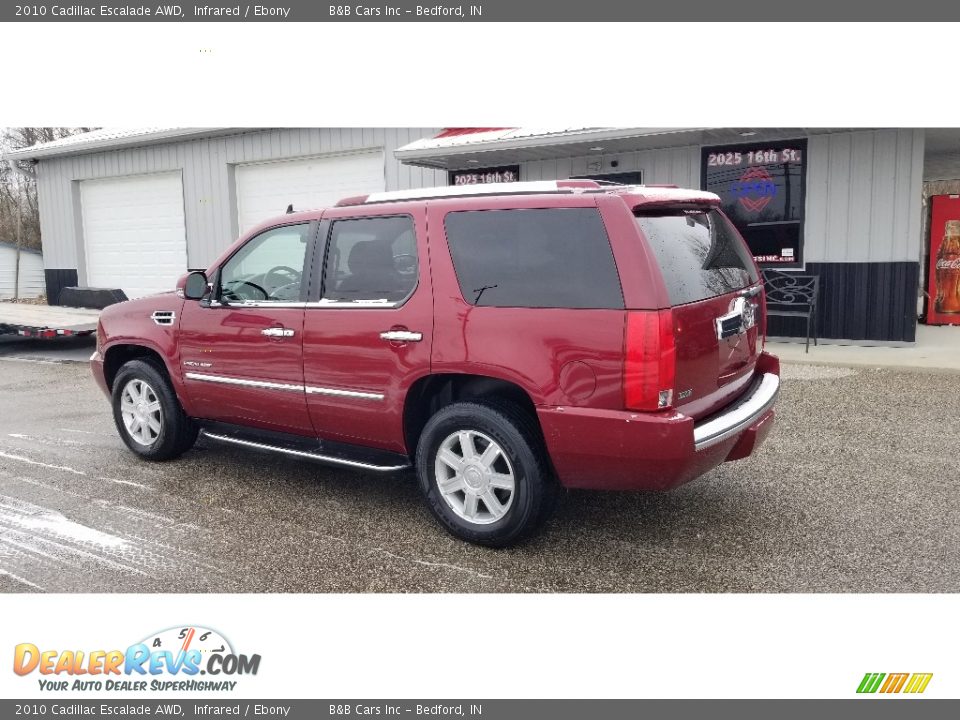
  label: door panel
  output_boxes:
[177,222,314,435]
[302,206,432,453]
[179,304,311,434]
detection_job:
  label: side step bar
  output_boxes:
[199,428,411,474]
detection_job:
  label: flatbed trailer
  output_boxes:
[0,303,100,339]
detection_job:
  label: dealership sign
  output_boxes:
[450,165,520,186]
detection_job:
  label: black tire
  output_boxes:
[111,359,198,461]
[415,400,556,548]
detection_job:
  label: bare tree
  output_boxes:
[1,127,96,253]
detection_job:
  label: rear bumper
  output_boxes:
[537,353,780,491]
[693,372,780,451]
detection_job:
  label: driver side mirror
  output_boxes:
[183,271,209,301]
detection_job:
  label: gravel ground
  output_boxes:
[0,351,957,593]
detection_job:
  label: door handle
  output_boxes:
[261,327,295,338]
[379,330,422,343]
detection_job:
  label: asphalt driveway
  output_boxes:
[0,344,957,593]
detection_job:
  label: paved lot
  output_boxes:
[0,341,958,593]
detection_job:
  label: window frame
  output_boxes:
[213,220,319,307]
[310,213,420,309]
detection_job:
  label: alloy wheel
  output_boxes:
[434,429,515,525]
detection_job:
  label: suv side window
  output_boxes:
[320,215,418,303]
[219,223,310,303]
[444,208,624,309]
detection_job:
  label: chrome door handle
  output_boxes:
[261,327,295,338]
[379,330,422,342]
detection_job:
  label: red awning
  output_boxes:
[433,128,514,139]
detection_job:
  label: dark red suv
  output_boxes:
[91,180,780,546]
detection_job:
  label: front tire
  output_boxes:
[111,359,198,461]
[416,401,555,547]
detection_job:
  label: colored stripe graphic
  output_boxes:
[880,673,909,693]
[857,673,885,694]
[857,672,932,694]
[904,674,933,694]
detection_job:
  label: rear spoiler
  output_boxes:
[626,188,721,214]
[632,199,721,215]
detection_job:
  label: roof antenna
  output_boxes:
[285,204,294,214]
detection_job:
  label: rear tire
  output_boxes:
[111,359,198,461]
[415,400,555,547]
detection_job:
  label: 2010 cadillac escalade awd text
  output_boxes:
[91,180,780,547]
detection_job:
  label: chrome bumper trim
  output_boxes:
[693,372,780,452]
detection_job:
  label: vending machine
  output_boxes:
[925,194,960,325]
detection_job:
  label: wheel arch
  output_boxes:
[102,342,175,392]
[402,372,541,457]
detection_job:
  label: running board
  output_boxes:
[199,426,411,474]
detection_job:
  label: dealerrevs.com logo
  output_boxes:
[14,626,261,692]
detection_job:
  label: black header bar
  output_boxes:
[3,0,954,21]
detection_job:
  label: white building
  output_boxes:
[2,128,443,303]
[0,241,45,299]
[6,126,960,343]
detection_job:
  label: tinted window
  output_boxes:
[321,215,417,303]
[444,208,623,309]
[636,209,759,306]
[219,223,309,303]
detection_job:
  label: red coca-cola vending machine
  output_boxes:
[925,195,960,325]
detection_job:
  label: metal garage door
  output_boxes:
[80,173,188,298]
[235,150,385,234]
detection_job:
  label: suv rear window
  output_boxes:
[444,208,624,309]
[636,209,759,306]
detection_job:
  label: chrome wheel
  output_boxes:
[435,430,515,525]
[120,378,162,446]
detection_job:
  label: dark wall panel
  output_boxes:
[766,262,918,343]
[43,268,78,306]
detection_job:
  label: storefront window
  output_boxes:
[701,139,807,267]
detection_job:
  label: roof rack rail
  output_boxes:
[335,180,606,207]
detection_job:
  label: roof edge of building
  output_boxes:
[394,127,709,164]
[1,127,246,162]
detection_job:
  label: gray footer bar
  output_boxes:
[3,700,957,719]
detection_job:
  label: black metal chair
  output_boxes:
[762,270,820,353]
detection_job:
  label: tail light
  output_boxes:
[624,309,676,411]
[759,285,768,351]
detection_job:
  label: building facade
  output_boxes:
[4,128,442,304]
[395,127,940,344]
[0,242,44,299]
[7,126,960,344]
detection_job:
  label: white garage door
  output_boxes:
[80,173,188,299]
[235,151,385,234]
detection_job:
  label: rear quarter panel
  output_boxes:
[426,195,626,409]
